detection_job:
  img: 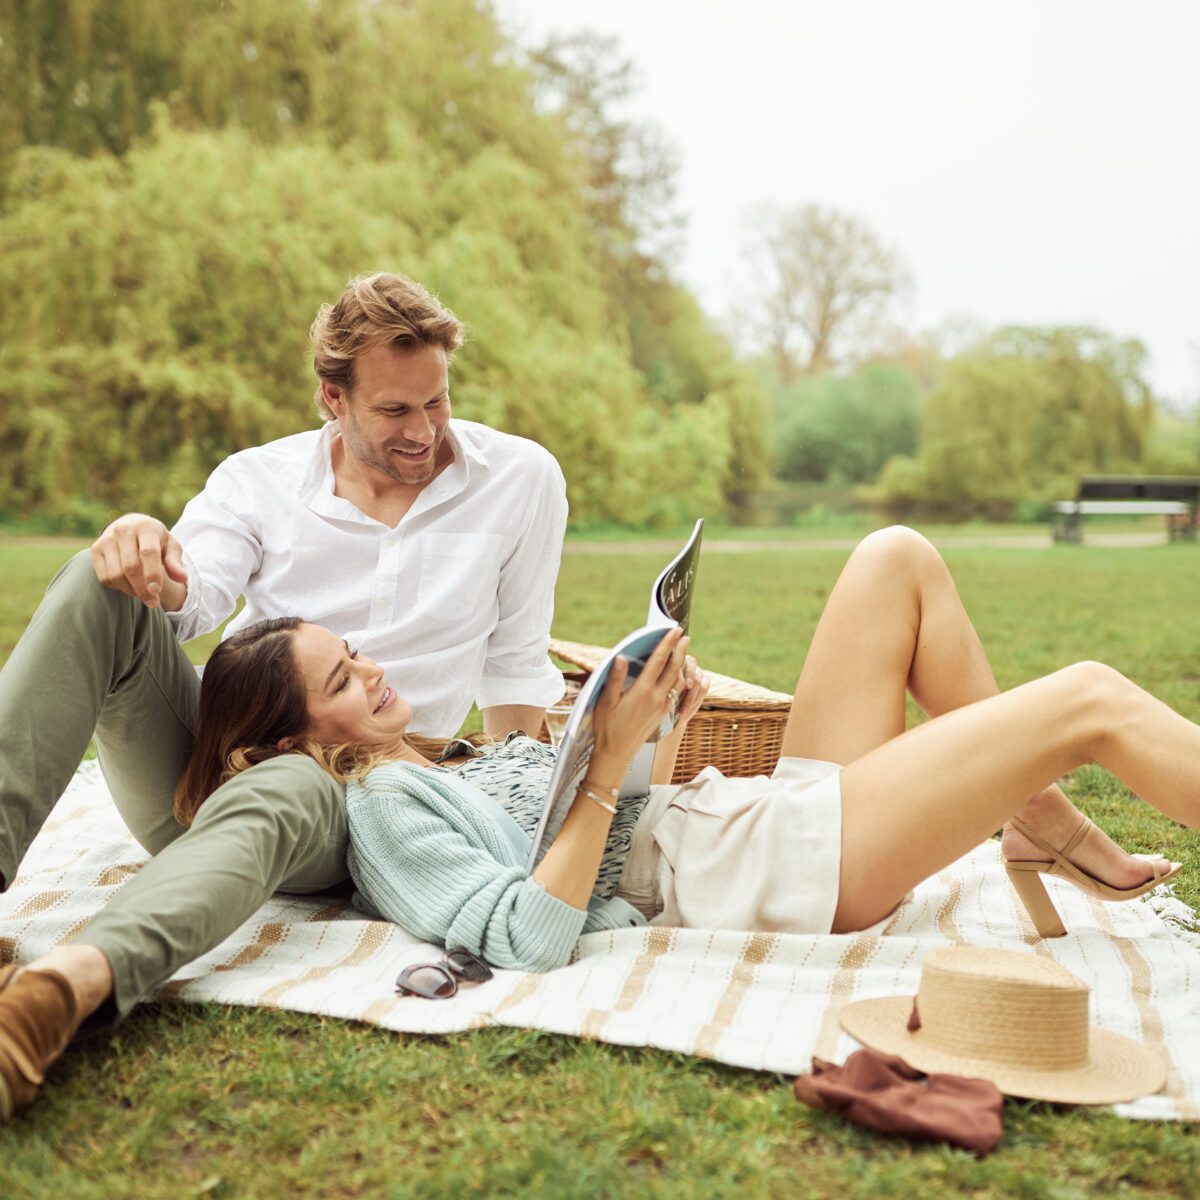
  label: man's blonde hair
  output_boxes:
[309,272,465,418]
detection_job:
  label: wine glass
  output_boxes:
[543,703,574,748]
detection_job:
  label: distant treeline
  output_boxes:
[0,1,1194,531]
[772,326,1197,520]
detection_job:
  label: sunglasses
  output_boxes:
[395,948,493,999]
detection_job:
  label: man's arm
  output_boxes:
[475,449,569,722]
[157,457,264,641]
[481,704,546,739]
[90,451,263,632]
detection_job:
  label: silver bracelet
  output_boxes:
[581,778,619,801]
[578,786,617,815]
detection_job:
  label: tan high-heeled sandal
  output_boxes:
[1004,815,1182,939]
[0,963,77,1122]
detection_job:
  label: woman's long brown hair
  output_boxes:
[173,618,485,827]
[173,617,312,826]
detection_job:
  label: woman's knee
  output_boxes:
[850,525,946,586]
[1043,660,1133,755]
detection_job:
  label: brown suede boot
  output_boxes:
[0,963,77,1122]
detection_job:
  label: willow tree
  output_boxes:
[0,0,767,528]
[876,326,1156,519]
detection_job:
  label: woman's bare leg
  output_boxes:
[832,661,1195,931]
[782,526,1165,890]
[781,525,998,763]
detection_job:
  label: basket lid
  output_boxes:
[549,638,793,711]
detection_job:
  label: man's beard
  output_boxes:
[341,418,443,485]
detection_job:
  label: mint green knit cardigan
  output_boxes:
[345,761,647,973]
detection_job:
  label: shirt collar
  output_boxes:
[446,419,489,471]
[300,419,488,525]
[300,424,358,521]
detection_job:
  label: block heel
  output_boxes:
[1005,864,1067,938]
[1003,814,1182,941]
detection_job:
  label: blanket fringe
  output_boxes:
[1148,886,1200,950]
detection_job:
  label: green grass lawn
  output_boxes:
[2,537,1199,1197]
[563,513,1180,544]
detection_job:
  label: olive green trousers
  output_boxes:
[0,552,347,1020]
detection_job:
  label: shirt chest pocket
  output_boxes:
[417,532,504,623]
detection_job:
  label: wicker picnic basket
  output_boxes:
[548,638,793,784]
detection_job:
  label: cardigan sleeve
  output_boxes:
[347,786,592,973]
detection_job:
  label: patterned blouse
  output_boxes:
[435,733,648,900]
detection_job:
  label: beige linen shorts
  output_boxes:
[615,757,843,935]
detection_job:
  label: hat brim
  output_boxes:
[839,996,1166,1105]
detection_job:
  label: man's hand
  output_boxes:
[90,513,189,611]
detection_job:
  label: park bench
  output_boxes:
[1051,475,1200,544]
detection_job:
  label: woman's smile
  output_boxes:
[290,622,413,746]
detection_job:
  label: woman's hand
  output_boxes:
[591,627,689,775]
[674,655,710,730]
[648,647,707,786]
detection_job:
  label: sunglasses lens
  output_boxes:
[445,948,493,982]
[396,964,456,999]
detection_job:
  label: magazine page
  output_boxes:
[649,518,704,630]
[526,520,704,872]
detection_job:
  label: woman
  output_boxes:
[178,526,1185,969]
[2,529,1189,1114]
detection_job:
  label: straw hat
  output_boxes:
[839,947,1165,1104]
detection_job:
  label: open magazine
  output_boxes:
[526,519,704,872]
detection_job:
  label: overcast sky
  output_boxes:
[495,0,1200,407]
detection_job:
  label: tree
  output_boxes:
[745,203,912,380]
[876,325,1157,519]
[774,364,922,484]
[527,30,682,267]
[0,0,769,529]
[526,29,770,504]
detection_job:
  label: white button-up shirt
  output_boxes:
[168,419,567,736]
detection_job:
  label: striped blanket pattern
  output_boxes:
[3,763,1198,1121]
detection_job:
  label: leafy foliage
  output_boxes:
[0,0,766,529]
[876,327,1163,519]
[773,363,922,484]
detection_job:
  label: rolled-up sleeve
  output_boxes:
[475,449,567,710]
[347,788,589,973]
[166,459,264,643]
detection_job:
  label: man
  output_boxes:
[0,273,566,1120]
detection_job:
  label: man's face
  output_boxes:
[326,343,452,486]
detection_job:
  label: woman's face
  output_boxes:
[289,623,413,747]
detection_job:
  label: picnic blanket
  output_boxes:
[3,762,1199,1121]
